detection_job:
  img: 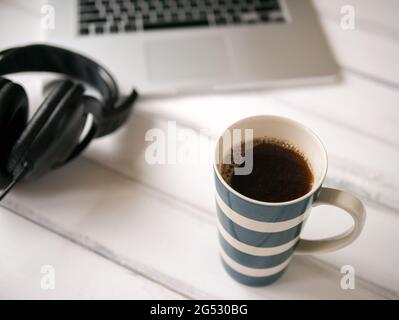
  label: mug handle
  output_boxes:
[295,187,366,255]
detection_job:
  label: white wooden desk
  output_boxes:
[0,0,398,299]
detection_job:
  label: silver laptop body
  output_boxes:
[44,0,339,94]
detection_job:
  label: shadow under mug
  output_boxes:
[213,115,366,286]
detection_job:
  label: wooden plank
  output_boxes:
[3,158,393,299]
[82,112,399,295]
[270,73,399,149]
[321,19,399,87]
[86,90,399,212]
[1,0,397,300]
[269,74,399,211]
[301,199,399,298]
[0,206,184,299]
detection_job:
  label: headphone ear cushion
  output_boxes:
[0,78,28,188]
[7,80,86,180]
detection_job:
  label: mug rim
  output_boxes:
[213,115,328,207]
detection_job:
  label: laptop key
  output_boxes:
[110,25,119,33]
[80,13,107,24]
[241,12,260,23]
[80,27,90,35]
[215,17,228,25]
[143,19,208,30]
[78,0,285,35]
[125,23,137,32]
[95,25,104,34]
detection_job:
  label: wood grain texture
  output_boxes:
[0,207,184,299]
[1,0,399,299]
[85,115,399,295]
[88,85,399,212]
[2,158,396,299]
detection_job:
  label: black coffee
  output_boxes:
[221,139,313,203]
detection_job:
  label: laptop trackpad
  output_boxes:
[145,36,231,82]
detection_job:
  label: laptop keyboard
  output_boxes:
[78,0,286,35]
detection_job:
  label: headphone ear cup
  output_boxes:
[7,80,86,180]
[0,78,28,188]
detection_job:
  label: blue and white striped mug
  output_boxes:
[213,115,366,286]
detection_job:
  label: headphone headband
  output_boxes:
[0,44,137,137]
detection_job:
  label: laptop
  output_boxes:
[45,0,339,94]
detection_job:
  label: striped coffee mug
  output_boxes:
[213,115,366,286]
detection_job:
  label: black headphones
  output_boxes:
[0,44,138,199]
